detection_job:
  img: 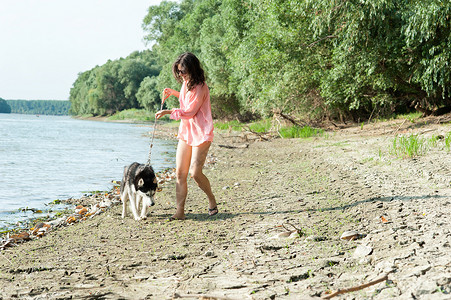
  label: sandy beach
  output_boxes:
[1,116,451,299]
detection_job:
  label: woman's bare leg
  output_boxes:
[190,142,217,211]
[173,140,192,220]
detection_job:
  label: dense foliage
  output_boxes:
[70,0,450,120]
[69,50,161,116]
[0,98,11,113]
[6,100,70,115]
[143,0,450,120]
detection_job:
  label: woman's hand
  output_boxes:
[163,88,176,98]
[163,88,180,100]
[155,109,172,120]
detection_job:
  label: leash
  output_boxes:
[146,91,169,165]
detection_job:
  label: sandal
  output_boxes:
[208,206,218,216]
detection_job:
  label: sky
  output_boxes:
[0,0,162,100]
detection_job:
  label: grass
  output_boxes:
[390,134,426,158]
[214,119,325,139]
[214,119,273,133]
[248,119,272,133]
[445,131,451,151]
[375,111,423,123]
[279,125,325,139]
[108,109,155,121]
[214,120,242,131]
[398,111,423,123]
[389,131,451,158]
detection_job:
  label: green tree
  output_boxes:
[136,76,161,111]
[0,98,11,113]
[305,0,450,118]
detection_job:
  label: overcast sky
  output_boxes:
[0,0,162,100]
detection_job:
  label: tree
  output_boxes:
[0,98,11,113]
[305,0,450,118]
[136,76,161,111]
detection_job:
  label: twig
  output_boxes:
[218,144,249,149]
[172,293,238,300]
[418,129,435,135]
[367,106,377,124]
[282,222,304,237]
[384,118,407,141]
[322,273,390,299]
[0,253,13,265]
[393,118,407,135]
[243,126,269,141]
[277,112,307,127]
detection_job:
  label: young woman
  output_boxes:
[155,52,217,220]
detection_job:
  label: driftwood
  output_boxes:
[243,126,270,141]
[218,144,249,149]
[172,293,236,300]
[322,273,390,299]
[276,112,307,127]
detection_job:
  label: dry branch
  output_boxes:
[322,273,390,299]
[218,144,249,149]
[277,112,307,127]
[243,126,270,141]
[172,293,237,300]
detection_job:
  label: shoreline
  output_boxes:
[0,115,178,235]
[1,117,450,299]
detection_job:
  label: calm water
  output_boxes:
[0,114,177,230]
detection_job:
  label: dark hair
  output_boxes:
[172,52,205,91]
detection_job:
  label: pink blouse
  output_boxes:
[170,81,214,146]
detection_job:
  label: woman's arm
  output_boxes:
[170,84,208,120]
[164,88,180,99]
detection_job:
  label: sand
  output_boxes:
[1,116,450,299]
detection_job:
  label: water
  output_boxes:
[0,114,177,230]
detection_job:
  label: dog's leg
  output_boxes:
[135,193,141,215]
[128,188,141,220]
[121,187,129,218]
[140,195,148,219]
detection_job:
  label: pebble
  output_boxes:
[340,230,363,240]
[375,260,396,273]
[353,244,373,258]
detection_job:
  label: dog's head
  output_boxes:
[135,165,158,207]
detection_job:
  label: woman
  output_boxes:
[155,52,217,221]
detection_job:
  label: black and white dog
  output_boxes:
[120,162,157,220]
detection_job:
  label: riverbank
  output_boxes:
[1,117,450,299]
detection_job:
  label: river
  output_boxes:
[0,114,176,230]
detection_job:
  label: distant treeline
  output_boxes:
[70,0,451,121]
[5,99,70,115]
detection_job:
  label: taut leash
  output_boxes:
[146,91,169,165]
